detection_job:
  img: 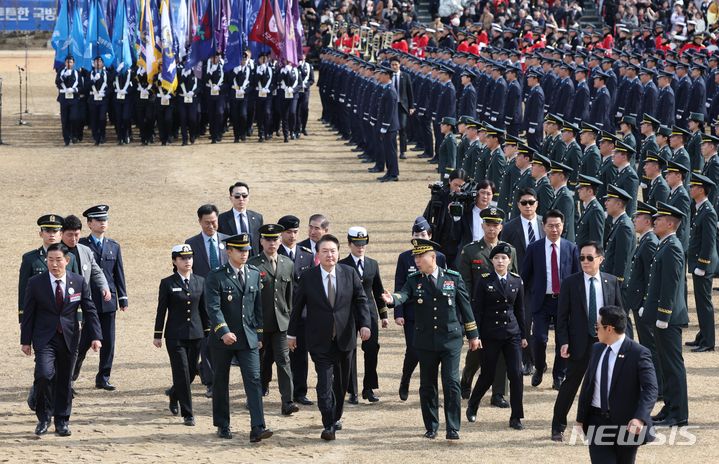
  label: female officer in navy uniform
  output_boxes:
[465,242,527,430]
[153,244,208,426]
[88,56,109,145]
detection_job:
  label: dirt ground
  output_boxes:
[0,50,716,463]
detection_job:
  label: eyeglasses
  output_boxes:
[519,200,537,206]
[579,255,597,262]
[232,193,249,199]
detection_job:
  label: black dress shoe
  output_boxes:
[27,387,36,411]
[35,420,50,436]
[424,430,437,439]
[169,398,179,416]
[96,381,116,391]
[281,402,300,415]
[262,387,269,397]
[321,427,336,441]
[217,426,232,439]
[351,147,364,152]
[531,371,543,387]
[551,430,564,442]
[521,363,535,376]
[491,394,510,408]
[684,340,700,347]
[428,158,439,164]
[399,153,406,159]
[552,378,564,391]
[183,416,195,426]
[205,386,213,398]
[691,345,715,352]
[466,408,477,423]
[55,423,72,437]
[446,429,460,440]
[361,158,374,163]
[367,167,383,173]
[652,406,668,422]
[509,418,524,430]
[377,174,389,180]
[348,394,359,405]
[654,417,688,427]
[398,384,409,401]
[294,396,313,405]
[461,387,471,400]
[380,176,398,182]
[362,389,380,402]
[250,426,273,442]
[334,420,343,430]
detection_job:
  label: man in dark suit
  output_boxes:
[339,227,387,404]
[576,306,657,464]
[74,205,127,391]
[552,242,624,442]
[21,243,102,436]
[521,210,580,390]
[389,56,413,160]
[217,181,264,256]
[185,203,229,397]
[288,234,371,441]
[277,215,315,405]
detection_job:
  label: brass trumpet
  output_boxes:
[328,21,339,49]
[381,31,393,50]
[370,33,381,63]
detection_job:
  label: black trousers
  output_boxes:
[211,345,265,429]
[655,325,688,422]
[586,409,640,464]
[692,274,716,348]
[417,345,462,433]
[229,98,248,141]
[532,295,567,381]
[400,319,419,386]
[551,339,596,432]
[135,101,155,143]
[297,89,310,132]
[156,103,174,144]
[281,96,299,137]
[112,99,132,142]
[421,116,434,157]
[460,347,506,397]
[76,311,115,385]
[398,109,408,154]
[207,97,224,142]
[310,343,352,428]
[348,316,380,395]
[467,336,524,419]
[88,99,108,143]
[255,97,272,138]
[259,330,293,404]
[166,338,201,418]
[289,320,309,398]
[34,333,73,423]
[59,101,78,144]
[178,101,198,144]
[384,130,399,177]
[632,308,663,397]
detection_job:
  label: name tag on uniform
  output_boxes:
[94,93,103,101]
[211,87,220,96]
[184,95,193,103]
[117,92,125,100]
[140,90,149,100]
[65,90,74,99]
[69,293,81,302]
[259,90,268,98]
[284,89,293,99]
[172,287,182,292]
[161,96,170,106]
[236,89,245,99]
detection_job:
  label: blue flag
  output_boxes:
[112,0,133,70]
[87,0,116,67]
[224,0,242,70]
[188,0,215,67]
[51,0,71,70]
[71,2,89,69]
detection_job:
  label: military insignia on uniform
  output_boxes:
[472,259,484,265]
[50,215,55,222]
[260,271,267,278]
[481,273,490,278]
[408,266,416,272]
[618,354,625,358]
[227,295,233,301]
[442,280,455,290]
[417,298,424,304]
[488,285,494,290]
[417,283,422,289]
[68,287,74,294]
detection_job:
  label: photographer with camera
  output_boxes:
[449,179,497,261]
[423,170,469,268]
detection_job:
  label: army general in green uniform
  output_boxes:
[383,239,479,440]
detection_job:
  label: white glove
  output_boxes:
[677,115,682,120]
[638,307,644,318]
[188,91,194,97]
[212,85,220,92]
[380,128,387,134]
[528,128,536,134]
[615,112,622,117]
[656,320,669,329]
[694,268,706,276]
[640,183,647,189]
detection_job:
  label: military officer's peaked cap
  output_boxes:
[411,238,441,255]
[82,204,109,220]
[172,244,193,258]
[224,233,252,250]
[259,224,285,238]
[37,214,64,229]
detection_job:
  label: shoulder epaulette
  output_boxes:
[445,269,460,276]
[481,273,490,278]
[510,271,520,277]
[408,270,421,277]
[246,264,260,271]
[300,246,312,253]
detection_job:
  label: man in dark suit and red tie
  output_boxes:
[520,209,580,391]
[576,305,657,464]
[217,182,264,256]
[288,234,371,441]
[21,243,102,437]
[551,241,624,442]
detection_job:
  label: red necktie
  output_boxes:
[55,280,64,333]
[551,244,560,294]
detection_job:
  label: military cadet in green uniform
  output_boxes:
[611,142,640,216]
[575,175,605,246]
[618,116,637,152]
[639,114,661,199]
[686,112,705,173]
[602,186,637,304]
[484,125,507,202]
[247,224,299,414]
[18,215,78,324]
[205,233,273,442]
[461,118,482,179]
[542,114,564,162]
[643,152,671,206]
[559,121,582,189]
[473,125,492,182]
[548,161,576,241]
[498,136,521,217]
[685,174,718,352]
[623,202,660,395]
[506,144,536,219]
[382,239,480,440]
[457,208,517,407]
[657,125,673,166]
[437,117,457,181]
[531,153,555,217]
[700,133,719,207]
[642,203,689,427]
[578,123,601,178]
[465,243,527,430]
[597,132,619,206]
[665,161,691,252]
[455,116,471,171]
[668,126,692,189]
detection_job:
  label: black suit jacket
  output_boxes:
[217,208,264,256]
[500,215,545,268]
[577,338,657,444]
[338,255,387,320]
[556,272,623,359]
[154,273,208,339]
[288,264,371,353]
[21,271,102,352]
[185,232,229,278]
[395,71,414,114]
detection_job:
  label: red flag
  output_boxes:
[249,0,281,56]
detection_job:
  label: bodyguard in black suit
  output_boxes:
[21,243,102,436]
[340,227,387,403]
[576,306,657,464]
[389,57,413,159]
[153,245,208,425]
[75,205,127,391]
[217,181,264,255]
[288,235,371,441]
[552,243,624,442]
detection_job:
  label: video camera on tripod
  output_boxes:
[448,181,478,218]
[425,180,478,231]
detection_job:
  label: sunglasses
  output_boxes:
[579,255,598,262]
[519,200,536,206]
[232,193,249,199]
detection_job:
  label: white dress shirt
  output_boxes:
[352,255,364,276]
[591,334,626,408]
[281,243,297,258]
[545,237,561,294]
[584,272,605,321]
[471,205,485,242]
[520,215,540,248]
[50,273,67,296]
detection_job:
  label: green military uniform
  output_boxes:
[597,141,618,206]
[485,143,507,202]
[666,161,691,252]
[540,131,560,161]
[498,157,521,216]
[462,139,482,180]
[247,233,295,408]
[642,203,689,426]
[391,239,478,438]
[562,139,583,188]
[645,153,671,206]
[638,132,660,199]
[601,186,636,288]
[574,177,605,246]
[438,125,457,181]
[532,153,555,216]
[699,134,719,207]
[473,144,491,182]
[621,131,636,152]
[687,175,718,351]
[611,143,640,216]
[456,134,470,170]
[686,127,704,173]
[548,161,576,241]
[579,142,602,178]
[669,125,692,188]
[205,233,267,435]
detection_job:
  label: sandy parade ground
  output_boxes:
[0,50,717,463]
